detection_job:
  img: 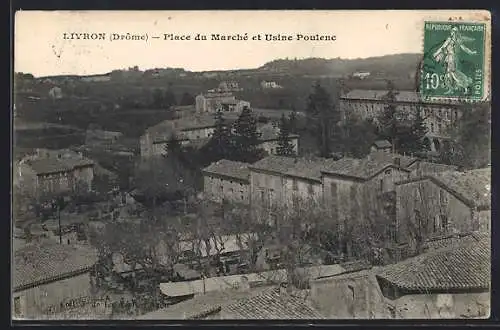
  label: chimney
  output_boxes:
[394,157,401,167]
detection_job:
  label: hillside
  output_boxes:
[258,53,422,78]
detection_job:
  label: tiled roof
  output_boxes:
[249,155,298,174]
[342,89,421,103]
[137,286,272,320]
[373,140,392,148]
[24,150,94,175]
[368,151,418,169]
[223,288,325,319]
[413,161,458,175]
[321,156,408,180]
[147,114,222,139]
[376,234,490,291]
[26,158,72,175]
[285,158,341,182]
[14,243,99,291]
[203,159,251,182]
[430,167,491,210]
[341,89,462,105]
[424,231,489,251]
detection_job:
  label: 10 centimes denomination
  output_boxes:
[421,21,486,102]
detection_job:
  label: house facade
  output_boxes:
[195,91,249,113]
[15,149,95,199]
[339,89,465,152]
[202,159,251,204]
[395,167,491,243]
[321,157,411,226]
[310,232,490,319]
[13,243,100,319]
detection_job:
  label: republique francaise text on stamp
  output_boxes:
[421,21,486,101]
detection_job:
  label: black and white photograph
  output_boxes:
[12,10,491,320]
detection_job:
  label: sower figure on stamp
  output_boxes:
[433,26,477,94]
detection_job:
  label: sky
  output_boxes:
[14,10,490,77]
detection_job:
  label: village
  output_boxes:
[13,57,491,320]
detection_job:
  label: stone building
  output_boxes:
[15,149,95,200]
[202,159,250,204]
[321,156,412,228]
[249,156,298,210]
[140,114,297,158]
[339,89,465,152]
[395,167,491,243]
[309,232,490,319]
[218,81,243,92]
[139,114,217,158]
[13,243,100,319]
[257,123,299,156]
[260,81,283,89]
[195,90,250,113]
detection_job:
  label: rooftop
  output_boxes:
[203,159,251,182]
[373,140,392,149]
[376,232,490,292]
[430,167,491,210]
[146,114,221,139]
[14,243,99,291]
[285,158,339,182]
[321,156,409,180]
[249,155,299,175]
[137,286,272,320]
[223,288,325,319]
[368,151,418,169]
[341,89,461,104]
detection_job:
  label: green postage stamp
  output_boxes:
[421,21,486,101]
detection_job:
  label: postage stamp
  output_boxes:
[421,21,486,101]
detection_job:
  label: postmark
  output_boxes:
[420,21,486,101]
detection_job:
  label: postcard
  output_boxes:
[13,10,491,321]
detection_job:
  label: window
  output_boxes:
[14,296,21,316]
[385,169,392,175]
[220,185,224,192]
[440,214,448,232]
[260,190,265,203]
[380,179,384,191]
[308,184,314,195]
[430,123,434,133]
[439,190,448,205]
[292,179,298,191]
[240,191,244,200]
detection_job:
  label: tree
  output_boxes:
[397,107,430,156]
[180,92,195,106]
[165,132,183,157]
[163,89,177,108]
[439,103,490,169]
[232,106,266,163]
[340,113,378,158]
[305,82,342,157]
[377,80,400,153]
[288,111,299,134]
[276,114,295,157]
[152,88,164,108]
[198,110,234,165]
[132,155,196,209]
